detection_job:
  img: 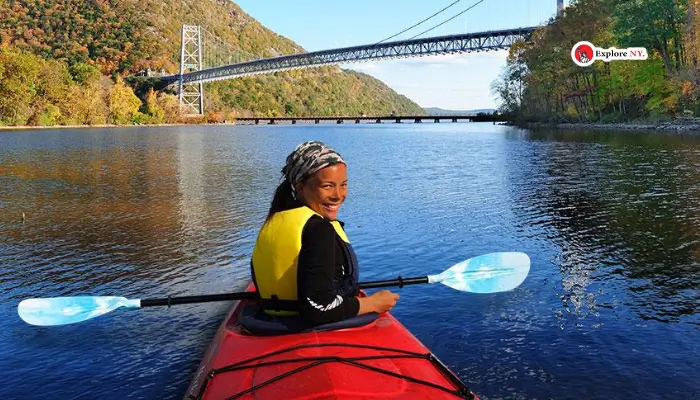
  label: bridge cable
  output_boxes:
[374,0,464,44]
[406,0,486,40]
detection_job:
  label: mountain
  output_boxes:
[424,107,496,116]
[0,0,425,124]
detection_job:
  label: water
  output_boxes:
[1,123,698,400]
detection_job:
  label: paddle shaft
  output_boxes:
[140,291,256,307]
[138,276,429,308]
[359,276,429,289]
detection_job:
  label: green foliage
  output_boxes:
[613,0,688,76]
[69,63,102,85]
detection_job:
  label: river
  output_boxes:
[1,122,698,399]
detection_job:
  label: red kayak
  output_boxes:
[184,282,479,399]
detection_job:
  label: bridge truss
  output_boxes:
[171,25,538,114]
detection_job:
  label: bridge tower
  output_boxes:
[179,25,204,116]
[557,0,564,16]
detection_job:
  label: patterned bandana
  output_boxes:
[282,141,345,190]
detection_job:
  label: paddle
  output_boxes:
[17,251,529,327]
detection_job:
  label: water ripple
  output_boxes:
[1,125,698,400]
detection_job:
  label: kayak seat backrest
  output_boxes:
[236,302,380,336]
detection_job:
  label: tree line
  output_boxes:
[492,0,699,123]
[0,47,181,126]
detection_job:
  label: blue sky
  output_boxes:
[234,0,563,110]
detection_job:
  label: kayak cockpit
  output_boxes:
[235,301,380,336]
[184,283,479,400]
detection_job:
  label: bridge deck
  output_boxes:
[164,26,537,85]
[230,115,504,124]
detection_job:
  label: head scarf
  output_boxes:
[282,141,345,195]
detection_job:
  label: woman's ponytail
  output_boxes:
[264,179,300,223]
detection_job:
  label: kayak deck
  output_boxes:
[185,285,478,400]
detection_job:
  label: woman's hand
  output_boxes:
[358,290,400,315]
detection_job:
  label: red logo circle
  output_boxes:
[574,44,593,63]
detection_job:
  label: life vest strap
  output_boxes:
[258,295,299,312]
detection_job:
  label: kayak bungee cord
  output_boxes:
[188,342,476,400]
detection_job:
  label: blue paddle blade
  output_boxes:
[17,296,141,326]
[427,252,530,293]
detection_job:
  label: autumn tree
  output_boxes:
[0,48,42,125]
[108,76,142,124]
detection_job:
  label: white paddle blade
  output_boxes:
[427,252,530,293]
[18,296,141,326]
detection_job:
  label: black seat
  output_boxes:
[237,302,379,336]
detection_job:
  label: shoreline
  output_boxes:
[4,119,700,132]
[512,119,700,132]
[0,123,199,130]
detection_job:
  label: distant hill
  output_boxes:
[424,107,496,116]
[0,0,424,122]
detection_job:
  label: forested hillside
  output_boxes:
[0,0,424,126]
[492,0,699,123]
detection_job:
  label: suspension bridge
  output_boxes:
[152,0,567,116]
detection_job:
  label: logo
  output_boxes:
[571,41,648,67]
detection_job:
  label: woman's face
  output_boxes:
[297,163,347,221]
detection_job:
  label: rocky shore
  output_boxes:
[513,118,700,133]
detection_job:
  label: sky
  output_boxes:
[233,0,564,111]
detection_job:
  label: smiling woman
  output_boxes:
[249,141,400,329]
[297,162,347,221]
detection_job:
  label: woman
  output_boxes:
[250,141,399,327]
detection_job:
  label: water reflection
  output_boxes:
[0,129,268,302]
[177,131,207,241]
[505,127,700,325]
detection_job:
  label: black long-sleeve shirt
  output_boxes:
[296,215,360,326]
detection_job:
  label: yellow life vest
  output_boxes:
[251,206,350,316]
